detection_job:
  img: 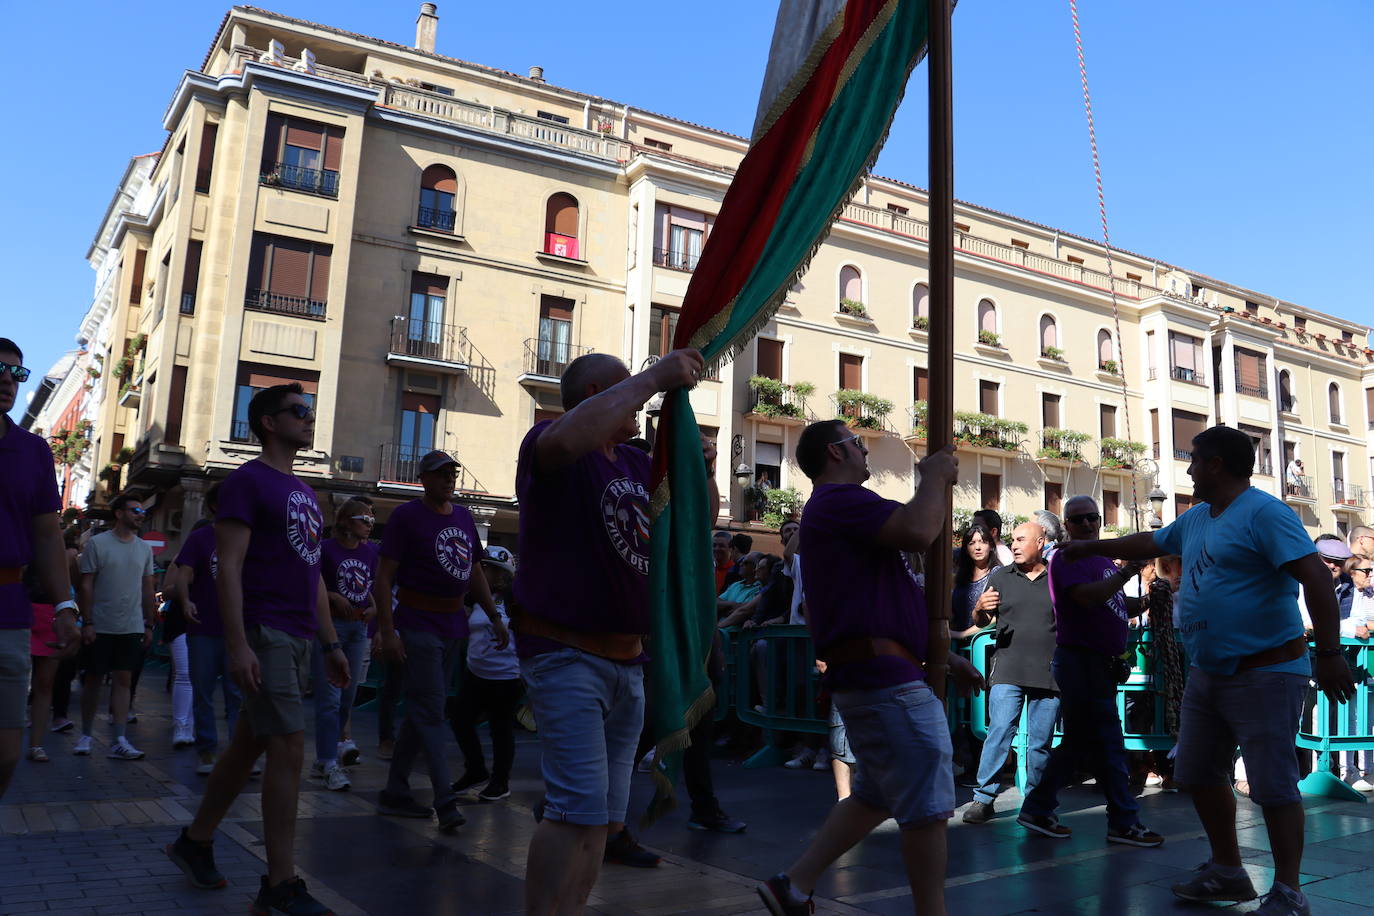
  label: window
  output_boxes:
[1244,301,1259,316]
[1150,409,1160,458]
[536,110,570,124]
[1042,393,1061,429]
[180,240,202,315]
[1039,314,1058,355]
[913,367,929,403]
[838,265,863,308]
[260,114,341,196]
[1175,493,1198,517]
[979,380,999,416]
[655,205,708,271]
[643,137,673,151]
[1172,410,1207,460]
[418,165,457,231]
[1366,388,1374,430]
[1234,348,1267,398]
[1126,272,1142,283]
[1329,383,1344,425]
[754,441,782,491]
[1044,481,1063,515]
[1099,404,1117,439]
[1240,425,1272,475]
[537,295,575,375]
[165,365,189,446]
[1278,371,1296,412]
[954,221,970,232]
[838,353,863,391]
[1102,490,1120,526]
[912,283,929,327]
[977,299,997,335]
[649,305,680,360]
[230,364,318,442]
[418,82,454,96]
[1011,238,1030,250]
[1169,331,1204,383]
[980,473,1001,511]
[1294,316,1307,332]
[543,193,580,259]
[1334,452,1348,502]
[408,273,448,353]
[130,249,147,305]
[393,392,440,481]
[1342,329,1354,343]
[756,338,783,381]
[195,123,218,193]
[245,234,331,318]
[1097,329,1114,369]
[886,203,910,215]
[1066,254,1085,265]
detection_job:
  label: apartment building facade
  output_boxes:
[44,4,1373,555]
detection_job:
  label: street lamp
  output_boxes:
[1147,485,1166,523]
[734,462,753,489]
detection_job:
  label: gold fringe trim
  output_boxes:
[641,683,718,829]
[753,3,850,142]
[649,476,671,520]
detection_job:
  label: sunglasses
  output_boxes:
[1066,513,1101,525]
[350,515,375,525]
[1353,567,1374,575]
[273,403,315,421]
[125,506,147,516]
[833,433,864,449]
[0,361,31,383]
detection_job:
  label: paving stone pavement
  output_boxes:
[5,675,1374,914]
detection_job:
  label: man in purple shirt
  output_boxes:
[516,348,708,915]
[0,337,78,801]
[167,384,349,916]
[1016,494,1163,846]
[758,419,982,916]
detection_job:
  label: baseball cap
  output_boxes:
[1316,538,1352,561]
[480,545,516,574]
[418,450,461,473]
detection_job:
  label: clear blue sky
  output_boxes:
[5,0,1372,412]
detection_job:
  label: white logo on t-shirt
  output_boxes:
[285,490,323,565]
[335,557,373,605]
[435,527,473,581]
[209,551,218,581]
[601,477,651,575]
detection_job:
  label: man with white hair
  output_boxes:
[1033,509,1065,559]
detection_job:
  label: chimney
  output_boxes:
[415,3,438,53]
[528,66,545,82]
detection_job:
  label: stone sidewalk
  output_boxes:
[5,677,1374,914]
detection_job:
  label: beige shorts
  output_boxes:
[0,628,32,730]
[241,625,309,736]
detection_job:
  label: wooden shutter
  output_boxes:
[1044,481,1063,515]
[1151,409,1160,450]
[1172,410,1207,449]
[181,240,202,296]
[979,380,998,415]
[838,354,863,390]
[980,473,1001,511]
[268,239,310,297]
[401,392,439,413]
[165,365,189,446]
[247,235,269,292]
[196,123,218,191]
[1175,493,1197,516]
[1330,384,1342,422]
[1236,350,1262,390]
[547,194,579,237]
[1042,394,1060,429]
[533,408,562,426]
[540,295,574,322]
[130,249,147,304]
[913,367,929,403]
[261,114,284,171]
[322,130,343,171]
[1100,404,1117,438]
[756,338,783,380]
[241,364,319,393]
[308,246,330,303]
[1171,333,1197,371]
[285,120,323,151]
[1366,388,1374,426]
[1039,315,1057,350]
[1103,489,1120,525]
[421,165,457,193]
[411,272,447,299]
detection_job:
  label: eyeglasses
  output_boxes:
[1066,513,1101,525]
[1353,567,1373,575]
[350,515,375,525]
[126,507,147,516]
[273,403,315,421]
[0,362,31,383]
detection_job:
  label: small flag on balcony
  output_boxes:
[643,0,934,823]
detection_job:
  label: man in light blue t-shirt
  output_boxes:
[1059,425,1354,916]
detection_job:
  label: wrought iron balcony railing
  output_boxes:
[523,338,592,379]
[260,162,340,198]
[180,292,196,315]
[379,443,487,492]
[652,247,700,272]
[416,205,456,232]
[1170,365,1207,386]
[244,289,327,319]
[388,317,470,366]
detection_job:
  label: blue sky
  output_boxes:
[5,0,1372,412]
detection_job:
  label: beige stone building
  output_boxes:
[69,4,1372,554]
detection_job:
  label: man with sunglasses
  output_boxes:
[1015,495,1163,847]
[168,383,349,916]
[0,338,79,800]
[75,492,157,760]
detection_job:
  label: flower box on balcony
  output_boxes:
[1041,346,1065,361]
[976,330,1002,348]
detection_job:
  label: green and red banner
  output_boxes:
[644,0,934,821]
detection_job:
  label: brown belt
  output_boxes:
[1236,636,1309,671]
[821,637,921,670]
[515,612,644,662]
[0,567,21,586]
[396,586,464,615]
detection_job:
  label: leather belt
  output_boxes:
[396,586,464,615]
[515,612,644,662]
[821,636,921,670]
[1236,636,1308,671]
[0,567,21,586]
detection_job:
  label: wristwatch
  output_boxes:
[321,640,342,653]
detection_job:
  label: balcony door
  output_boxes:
[537,295,575,376]
[408,273,447,356]
[397,393,439,479]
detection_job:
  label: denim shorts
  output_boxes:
[240,625,309,737]
[0,629,30,729]
[833,679,954,828]
[828,703,856,765]
[1175,666,1307,807]
[521,647,645,826]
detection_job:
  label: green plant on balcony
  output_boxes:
[1036,427,1091,461]
[1100,358,1120,375]
[838,298,869,318]
[834,389,893,430]
[747,376,813,419]
[760,486,804,529]
[85,366,101,379]
[50,428,91,466]
[953,507,1027,544]
[1105,524,1134,538]
[1099,437,1146,468]
[912,315,930,331]
[954,411,1027,451]
[977,329,1002,347]
[910,399,929,439]
[114,357,133,381]
[1041,345,1065,361]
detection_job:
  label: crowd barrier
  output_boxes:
[1298,639,1374,801]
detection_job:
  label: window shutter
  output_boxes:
[241,363,319,393]
[322,130,343,171]
[261,114,284,171]
[181,240,202,295]
[1103,490,1120,525]
[978,300,996,333]
[268,239,310,298]
[840,266,861,301]
[540,295,574,322]
[1151,409,1160,448]
[247,235,269,292]
[1236,350,1261,390]
[756,338,783,380]
[1040,315,1057,350]
[165,365,189,446]
[1042,394,1060,429]
[914,367,929,403]
[1171,333,1197,371]
[410,272,448,299]
[980,473,1001,510]
[838,354,862,390]
[401,392,439,413]
[979,380,998,415]
[285,121,324,151]
[1100,404,1116,438]
[1098,330,1113,365]
[1365,387,1374,425]
[1330,384,1342,421]
[546,194,579,237]
[130,249,147,304]
[308,246,331,303]
[196,123,218,191]
[421,165,457,193]
[1045,481,1063,515]
[1172,410,1207,449]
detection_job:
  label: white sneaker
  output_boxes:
[73,735,93,756]
[310,760,326,779]
[323,762,352,792]
[338,740,361,766]
[107,739,145,760]
[1352,777,1374,792]
[172,726,195,749]
[784,749,816,769]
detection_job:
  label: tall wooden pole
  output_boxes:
[924,0,954,700]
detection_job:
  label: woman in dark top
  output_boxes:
[952,525,1000,639]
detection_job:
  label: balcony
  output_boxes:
[1285,474,1316,504]
[1173,447,1193,461]
[387,317,470,374]
[745,378,813,426]
[1170,365,1207,386]
[832,390,894,438]
[1280,396,1297,414]
[518,338,592,390]
[259,162,339,198]
[244,289,326,320]
[1100,439,1146,469]
[415,205,457,232]
[952,412,1027,453]
[378,444,487,493]
[1332,482,1366,512]
[652,247,700,272]
[179,292,196,315]
[117,384,142,409]
[1036,428,1090,464]
[1236,383,1269,398]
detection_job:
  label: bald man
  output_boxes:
[1348,526,1374,560]
[963,521,1061,824]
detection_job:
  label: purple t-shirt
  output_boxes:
[322,539,378,611]
[1047,552,1130,656]
[381,499,479,641]
[174,525,222,638]
[512,421,651,658]
[215,459,323,639]
[799,483,928,690]
[0,417,62,629]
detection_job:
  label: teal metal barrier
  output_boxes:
[1298,638,1373,803]
[732,625,826,768]
[715,627,737,722]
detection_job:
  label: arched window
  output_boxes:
[1097,329,1114,369]
[838,265,863,307]
[1039,314,1059,355]
[977,299,998,336]
[544,193,580,258]
[418,165,457,231]
[1278,370,1295,413]
[912,283,929,328]
[1329,382,1343,424]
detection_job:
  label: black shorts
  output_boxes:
[82,633,145,674]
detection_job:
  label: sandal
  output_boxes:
[28,747,49,762]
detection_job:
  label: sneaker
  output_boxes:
[1017,812,1072,838]
[173,726,195,749]
[1107,822,1164,847]
[251,875,332,916]
[812,749,831,771]
[73,735,93,756]
[1144,773,1164,787]
[1352,777,1374,792]
[688,808,747,833]
[435,801,466,833]
[961,800,994,824]
[757,872,814,916]
[783,748,815,770]
[310,760,326,779]
[165,829,227,890]
[196,751,217,776]
[127,712,138,724]
[477,781,511,802]
[50,718,74,734]
[377,792,433,819]
[604,827,661,868]
[108,739,145,760]
[338,740,360,767]
[1254,883,1311,916]
[28,747,49,762]
[323,763,351,792]
[377,739,395,760]
[1170,860,1259,903]
[452,769,490,794]
[637,748,657,773]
